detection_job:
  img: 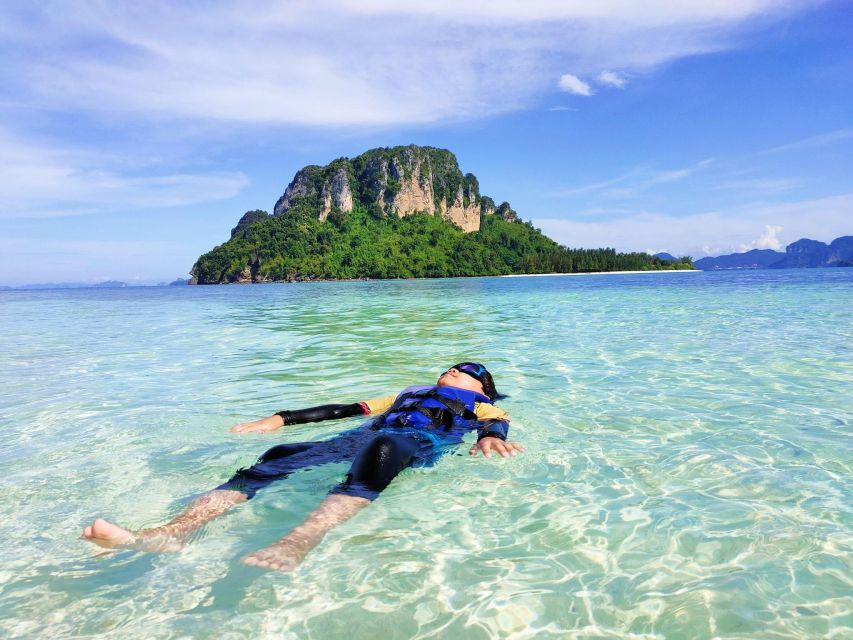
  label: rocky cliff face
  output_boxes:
[271,145,508,233]
[320,167,353,221]
[273,167,315,215]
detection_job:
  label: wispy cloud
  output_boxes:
[0,128,248,219]
[715,177,805,192]
[757,127,853,155]
[554,158,714,197]
[341,1,810,26]
[0,1,820,128]
[596,70,626,88]
[650,158,714,184]
[649,168,693,184]
[553,168,642,197]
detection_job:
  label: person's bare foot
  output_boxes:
[242,540,308,572]
[82,518,184,552]
[82,518,137,549]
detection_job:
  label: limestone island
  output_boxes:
[190,145,692,283]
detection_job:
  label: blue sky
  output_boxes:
[1,0,851,285]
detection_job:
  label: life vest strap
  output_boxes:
[385,388,479,427]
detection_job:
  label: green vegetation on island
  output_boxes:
[191,145,693,283]
[193,204,691,282]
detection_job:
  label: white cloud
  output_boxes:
[597,70,626,88]
[758,224,784,249]
[737,224,784,251]
[0,1,819,127]
[558,74,593,96]
[533,193,853,257]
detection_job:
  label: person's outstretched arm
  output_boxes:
[468,413,525,458]
[230,402,370,433]
[229,393,400,434]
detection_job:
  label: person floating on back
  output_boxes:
[82,362,523,571]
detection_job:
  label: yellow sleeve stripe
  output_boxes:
[363,394,398,415]
[474,402,509,421]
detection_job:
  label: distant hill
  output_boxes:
[654,252,677,261]
[694,249,785,271]
[770,236,853,268]
[191,144,692,283]
[694,236,852,270]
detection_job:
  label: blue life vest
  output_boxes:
[380,385,491,430]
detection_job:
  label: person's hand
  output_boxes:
[230,415,285,434]
[469,437,524,458]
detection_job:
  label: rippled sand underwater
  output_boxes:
[1,270,851,639]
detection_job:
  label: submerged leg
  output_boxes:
[243,434,418,571]
[82,489,248,552]
[242,493,370,571]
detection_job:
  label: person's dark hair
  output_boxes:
[451,362,505,401]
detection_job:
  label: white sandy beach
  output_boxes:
[501,269,700,277]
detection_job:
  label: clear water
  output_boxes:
[1,270,851,639]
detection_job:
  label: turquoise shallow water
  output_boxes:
[0,270,851,639]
